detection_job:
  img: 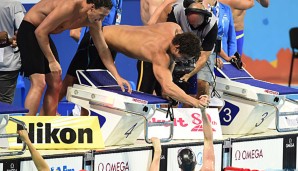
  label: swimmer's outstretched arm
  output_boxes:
[89,22,132,93]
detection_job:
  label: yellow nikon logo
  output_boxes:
[17,122,93,144]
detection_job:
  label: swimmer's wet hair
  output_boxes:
[87,0,113,9]
[172,32,202,59]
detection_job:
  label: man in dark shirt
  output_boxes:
[137,0,218,105]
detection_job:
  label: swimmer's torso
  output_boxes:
[232,8,245,31]
[103,22,182,62]
[24,0,89,33]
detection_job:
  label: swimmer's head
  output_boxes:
[171,32,201,62]
[87,0,112,23]
[87,0,113,9]
[177,148,197,171]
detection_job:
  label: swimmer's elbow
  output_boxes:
[34,28,47,39]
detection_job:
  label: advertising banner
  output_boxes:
[5,116,104,149]
[21,156,83,171]
[2,160,20,171]
[94,150,151,171]
[283,136,296,169]
[140,108,222,140]
[167,144,222,171]
[231,138,283,170]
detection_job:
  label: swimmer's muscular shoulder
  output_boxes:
[164,22,183,35]
[152,23,182,37]
[139,40,170,66]
[25,0,77,20]
[34,0,77,12]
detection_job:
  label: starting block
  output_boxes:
[0,102,27,157]
[214,63,298,134]
[66,69,174,146]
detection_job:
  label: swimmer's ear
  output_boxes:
[91,4,95,10]
[174,44,180,52]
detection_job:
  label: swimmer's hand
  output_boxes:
[49,60,62,75]
[197,95,209,108]
[116,77,132,93]
[180,73,191,82]
[151,137,161,153]
[216,58,223,69]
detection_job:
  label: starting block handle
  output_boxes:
[144,121,174,144]
[279,111,298,116]
[276,111,298,132]
[0,117,27,157]
[0,150,27,157]
[276,98,298,132]
[0,133,18,138]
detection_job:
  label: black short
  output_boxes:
[17,20,59,77]
[136,60,162,96]
[67,31,117,77]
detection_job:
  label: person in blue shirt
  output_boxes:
[203,0,237,62]
[58,0,123,116]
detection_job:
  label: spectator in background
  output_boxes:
[218,0,269,55]
[202,0,237,62]
[0,0,26,104]
[18,130,50,171]
[58,0,123,116]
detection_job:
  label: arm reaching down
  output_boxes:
[151,52,209,108]
[89,22,132,93]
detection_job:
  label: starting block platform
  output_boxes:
[0,102,27,157]
[66,69,175,146]
[214,63,298,134]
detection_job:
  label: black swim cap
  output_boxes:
[177,148,197,171]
